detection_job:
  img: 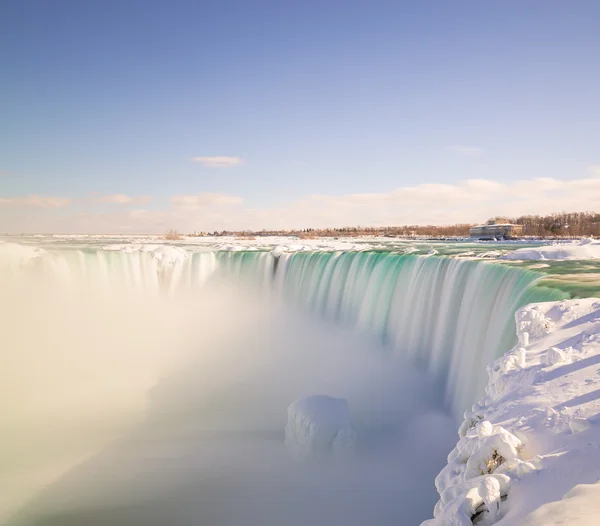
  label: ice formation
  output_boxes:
[424,298,600,525]
[285,395,357,459]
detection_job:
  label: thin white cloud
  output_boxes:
[91,194,152,205]
[191,156,243,168]
[448,145,484,157]
[586,165,600,177]
[4,170,600,234]
[0,195,71,208]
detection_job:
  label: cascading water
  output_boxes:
[3,244,566,416]
[274,251,567,416]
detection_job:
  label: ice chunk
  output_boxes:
[542,347,570,367]
[285,395,356,459]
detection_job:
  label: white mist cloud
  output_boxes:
[3,170,600,233]
[191,156,243,168]
[586,165,600,177]
[0,195,71,208]
[91,194,152,205]
[1,265,454,524]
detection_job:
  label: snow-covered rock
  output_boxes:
[284,395,357,459]
[423,298,600,525]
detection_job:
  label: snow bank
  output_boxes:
[423,298,600,525]
[285,395,357,459]
[503,238,600,261]
[522,481,600,525]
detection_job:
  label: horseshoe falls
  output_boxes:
[275,251,565,416]
[1,243,568,526]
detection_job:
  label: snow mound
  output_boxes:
[503,238,600,260]
[285,395,357,459]
[522,480,600,525]
[423,298,600,525]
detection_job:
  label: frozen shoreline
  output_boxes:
[424,298,600,525]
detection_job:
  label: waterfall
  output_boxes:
[2,243,567,417]
[275,251,567,416]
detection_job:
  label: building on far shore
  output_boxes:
[470,219,523,240]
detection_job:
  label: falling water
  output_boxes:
[274,251,567,416]
[3,244,566,416]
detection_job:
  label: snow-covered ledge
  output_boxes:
[423,298,600,525]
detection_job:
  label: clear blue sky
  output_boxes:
[1,0,600,232]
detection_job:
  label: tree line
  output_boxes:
[508,212,600,237]
[188,211,600,239]
[295,212,600,238]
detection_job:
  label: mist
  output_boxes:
[2,270,457,525]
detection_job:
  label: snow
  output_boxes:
[503,238,600,260]
[214,244,249,251]
[271,243,312,257]
[285,395,357,459]
[522,481,600,525]
[423,297,600,525]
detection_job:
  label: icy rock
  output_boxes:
[542,347,570,366]
[284,395,357,459]
[433,420,521,522]
[517,307,554,342]
[478,476,501,521]
[440,474,510,507]
[569,418,592,435]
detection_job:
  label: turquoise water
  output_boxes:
[275,251,567,416]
